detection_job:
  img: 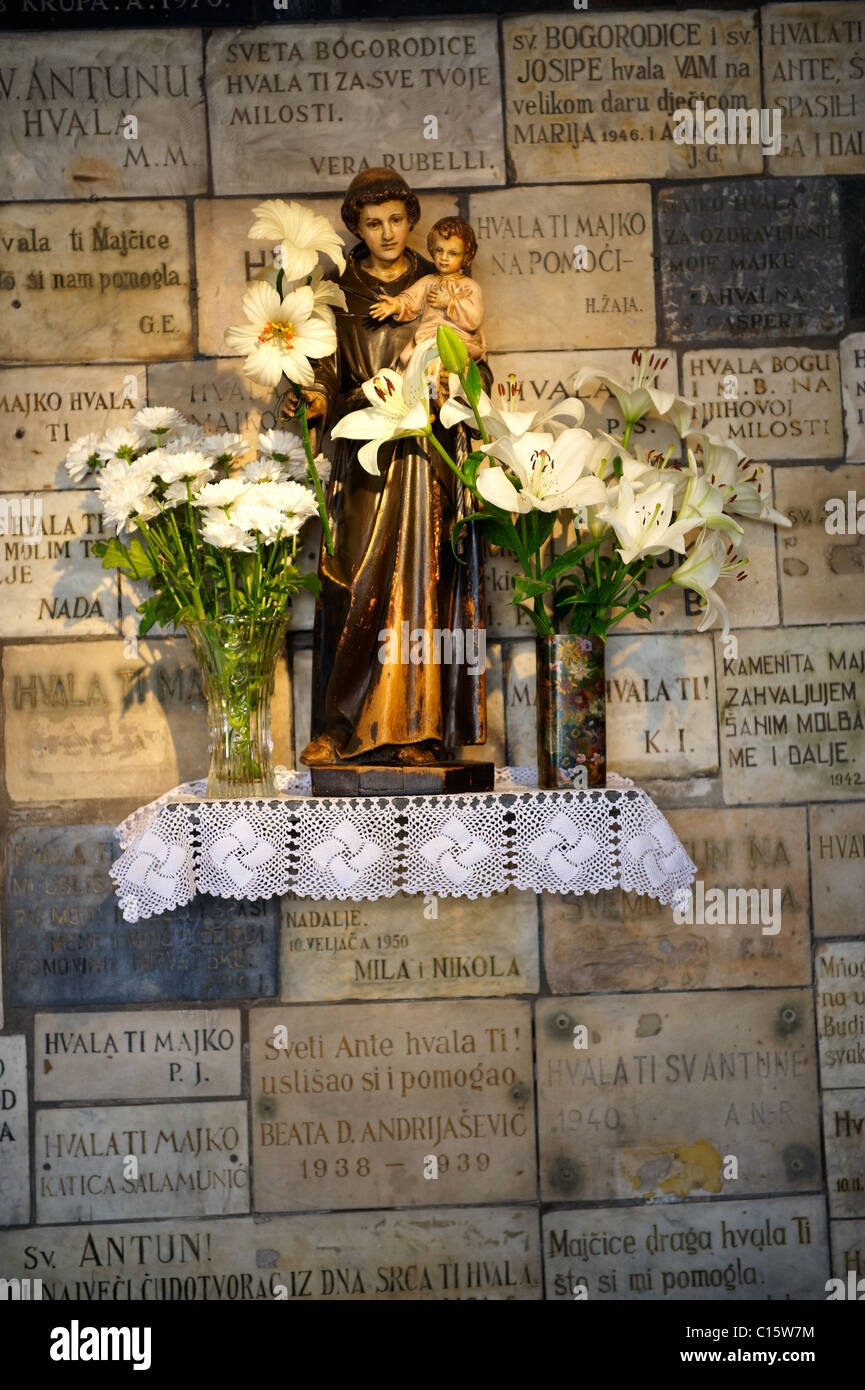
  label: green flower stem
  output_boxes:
[427,429,473,490]
[297,399,334,556]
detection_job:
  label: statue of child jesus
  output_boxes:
[369,216,485,368]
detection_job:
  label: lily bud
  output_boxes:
[437,323,468,375]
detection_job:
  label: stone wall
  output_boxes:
[0,3,863,1301]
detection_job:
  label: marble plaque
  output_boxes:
[280,888,539,1002]
[503,641,536,766]
[0,365,146,491]
[250,1000,535,1212]
[35,1009,242,1101]
[536,989,820,1202]
[487,349,679,422]
[0,32,207,201]
[0,1036,30,1228]
[146,360,271,449]
[824,1089,865,1218]
[35,1101,250,1223]
[205,22,505,196]
[762,3,865,176]
[2,638,291,803]
[544,1195,828,1300]
[683,346,843,458]
[605,632,718,783]
[718,626,865,803]
[774,466,865,625]
[503,10,762,184]
[485,551,536,637]
[0,1206,541,1301]
[469,184,655,351]
[657,178,845,341]
[7,825,279,1006]
[809,803,865,936]
[830,1218,865,1282]
[544,807,810,994]
[816,944,865,1090]
[194,194,458,359]
[840,334,865,461]
[470,637,505,768]
[0,492,117,638]
[0,200,192,364]
[291,646,313,770]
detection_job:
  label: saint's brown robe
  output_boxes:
[309,244,487,760]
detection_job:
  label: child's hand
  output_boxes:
[426,280,452,309]
[370,293,399,320]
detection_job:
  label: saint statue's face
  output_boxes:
[356,200,410,266]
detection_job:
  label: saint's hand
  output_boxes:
[370,294,399,320]
[278,386,326,421]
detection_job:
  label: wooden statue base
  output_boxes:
[310,761,496,797]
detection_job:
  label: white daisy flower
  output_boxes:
[202,432,246,462]
[64,433,102,482]
[96,425,145,463]
[199,512,256,551]
[132,406,186,434]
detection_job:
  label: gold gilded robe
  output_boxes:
[310,244,487,760]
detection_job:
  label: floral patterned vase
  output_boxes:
[536,634,606,789]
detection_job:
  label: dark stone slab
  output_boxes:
[6,825,278,1006]
[657,177,845,342]
[310,761,495,797]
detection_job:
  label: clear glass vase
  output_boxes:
[184,614,288,798]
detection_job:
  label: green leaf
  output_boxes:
[298,571,322,596]
[512,575,552,603]
[540,538,603,583]
[464,450,486,486]
[450,511,515,560]
[465,358,483,407]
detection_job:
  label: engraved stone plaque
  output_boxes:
[146,360,271,448]
[7,825,279,1006]
[0,32,207,201]
[0,365,146,491]
[762,3,865,176]
[470,184,655,351]
[543,1195,828,1300]
[487,349,679,420]
[830,1218,865,1283]
[840,333,865,461]
[205,22,505,196]
[0,1036,30,1227]
[2,638,291,804]
[717,626,865,803]
[683,346,844,459]
[809,803,865,936]
[606,632,718,783]
[34,1009,242,1101]
[536,989,821,1202]
[250,1000,535,1212]
[35,1101,250,1223]
[280,888,539,1002]
[774,466,865,626]
[816,944,865,1090]
[658,178,845,341]
[823,1090,865,1217]
[194,194,458,359]
[0,492,117,638]
[503,640,537,766]
[544,807,811,994]
[0,200,192,364]
[0,1205,541,1300]
[503,10,762,184]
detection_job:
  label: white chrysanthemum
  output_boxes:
[191,478,249,509]
[64,433,102,482]
[161,425,208,453]
[202,432,246,462]
[96,458,159,532]
[96,425,145,462]
[132,406,186,433]
[152,450,216,485]
[200,511,256,551]
[232,480,318,541]
[241,457,286,483]
[258,428,303,460]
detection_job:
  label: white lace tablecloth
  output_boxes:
[110,766,696,923]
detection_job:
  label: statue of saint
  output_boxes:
[298,169,487,768]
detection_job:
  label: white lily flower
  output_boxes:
[331,341,438,475]
[256,263,347,326]
[669,530,749,638]
[248,199,346,279]
[676,450,744,539]
[687,428,791,528]
[597,477,694,566]
[440,370,586,438]
[573,350,696,432]
[224,282,337,390]
[477,429,607,514]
